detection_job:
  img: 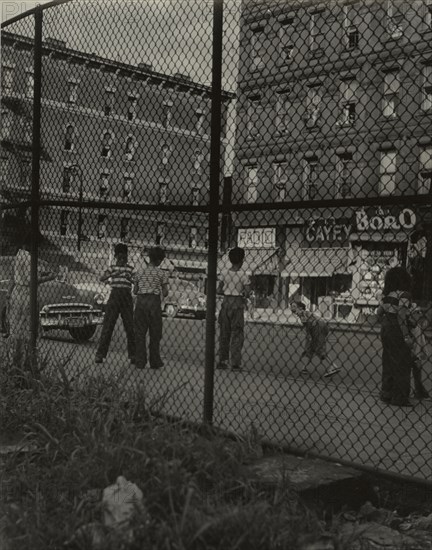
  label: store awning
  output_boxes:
[281,247,350,277]
[218,249,279,276]
[349,231,408,243]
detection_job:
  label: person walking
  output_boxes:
[95,243,135,365]
[6,232,55,368]
[376,267,415,407]
[217,246,250,372]
[290,301,341,378]
[133,247,169,370]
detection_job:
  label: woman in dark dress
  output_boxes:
[377,267,414,407]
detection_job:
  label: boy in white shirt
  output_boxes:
[217,247,250,371]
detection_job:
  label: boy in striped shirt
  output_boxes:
[133,246,169,370]
[95,243,135,365]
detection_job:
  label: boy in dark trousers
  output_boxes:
[133,246,169,370]
[290,301,341,377]
[217,246,250,372]
[95,243,135,365]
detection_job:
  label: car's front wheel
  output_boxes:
[1,307,8,336]
[69,325,97,342]
[195,311,206,320]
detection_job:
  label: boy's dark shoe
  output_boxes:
[380,396,392,404]
[135,363,146,370]
[231,365,243,372]
[150,363,164,370]
[217,361,229,370]
[389,399,415,408]
[95,356,104,364]
[414,389,430,399]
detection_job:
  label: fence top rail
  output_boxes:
[1,0,74,29]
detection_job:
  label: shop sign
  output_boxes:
[305,218,351,244]
[237,227,276,249]
[349,244,405,303]
[355,207,416,232]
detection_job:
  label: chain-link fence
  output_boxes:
[1,0,432,484]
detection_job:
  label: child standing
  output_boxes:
[217,247,250,372]
[290,301,341,377]
[376,267,415,406]
[95,243,135,365]
[133,247,169,370]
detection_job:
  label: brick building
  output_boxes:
[232,0,432,312]
[1,31,233,279]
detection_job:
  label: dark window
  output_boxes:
[156,222,165,245]
[62,167,73,193]
[120,217,130,240]
[64,125,74,151]
[101,132,112,158]
[97,214,107,238]
[104,90,115,116]
[60,210,69,236]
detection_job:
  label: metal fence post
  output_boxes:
[29,7,43,367]
[203,0,224,424]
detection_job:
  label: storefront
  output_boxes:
[282,247,351,307]
[282,215,352,309]
[281,206,430,320]
[348,206,415,312]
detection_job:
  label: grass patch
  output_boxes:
[0,358,343,549]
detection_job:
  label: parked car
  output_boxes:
[0,258,105,342]
[163,278,206,320]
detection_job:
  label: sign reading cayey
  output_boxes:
[305,220,351,244]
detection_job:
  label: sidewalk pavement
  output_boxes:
[247,308,381,333]
[60,350,432,483]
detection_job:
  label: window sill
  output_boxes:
[277,59,294,67]
[250,65,265,73]
[382,33,404,45]
[304,124,320,132]
[378,115,399,123]
[340,48,361,58]
[415,110,432,119]
[335,121,356,129]
[307,48,324,59]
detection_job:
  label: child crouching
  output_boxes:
[290,301,341,378]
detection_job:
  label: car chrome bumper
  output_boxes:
[40,311,104,328]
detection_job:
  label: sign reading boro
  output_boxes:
[237,227,276,249]
[355,207,417,232]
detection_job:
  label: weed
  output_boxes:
[0,361,328,550]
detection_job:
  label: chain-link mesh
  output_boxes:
[1,0,432,483]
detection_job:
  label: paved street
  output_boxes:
[11,315,429,482]
[37,315,431,396]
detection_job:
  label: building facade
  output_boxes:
[232,0,432,312]
[1,31,233,279]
